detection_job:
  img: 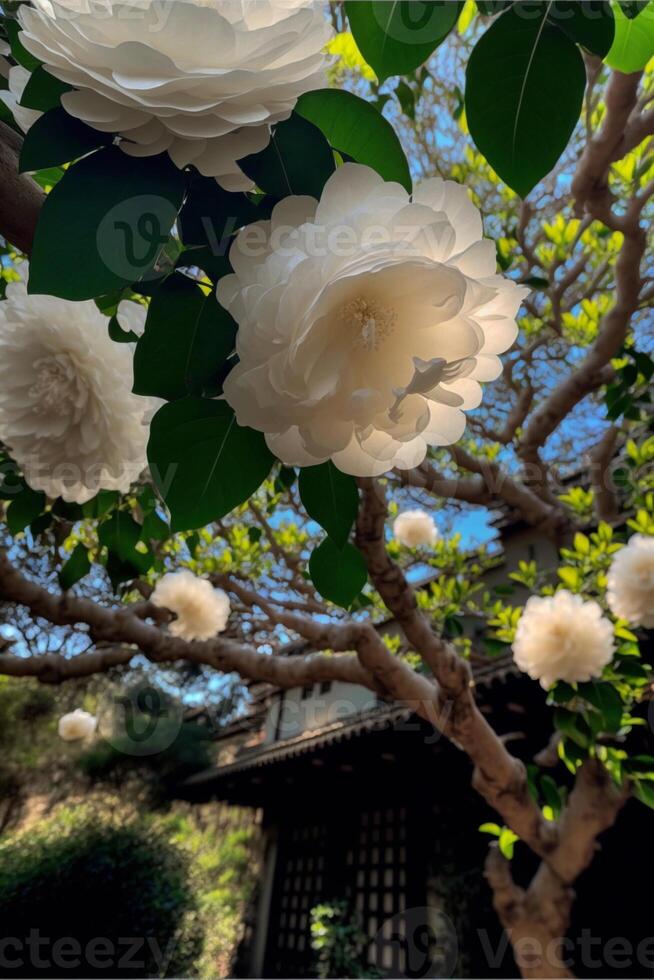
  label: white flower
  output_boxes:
[607,534,654,628]
[393,510,438,548]
[17,0,332,191]
[0,66,43,133]
[0,276,151,503]
[151,570,231,641]
[219,163,527,476]
[58,708,97,741]
[512,590,614,689]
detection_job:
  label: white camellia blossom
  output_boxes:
[58,708,97,741]
[16,0,332,190]
[219,163,528,476]
[0,275,151,503]
[512,590,615,689]
[151,570,231,641]
[0,66,43,133]
[393,510,438,548]
[607,534,654,628]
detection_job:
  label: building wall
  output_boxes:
[264,681,380,743]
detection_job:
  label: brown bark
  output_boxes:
[0,122,44,255]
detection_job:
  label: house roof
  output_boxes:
[186,651,518,788]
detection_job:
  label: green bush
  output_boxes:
[0,809,203,978]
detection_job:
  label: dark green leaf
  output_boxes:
[59,543,91,590]
[133,274,237,401]
[477,1,514,12]
[179,174,262,248]
[296,89,412,192]
[617,0,648,17]
[577,680,623,731]
[20,66,72,112]
[108,313,139,344]
[465,2,586,197]
[98,510,141,561]
[81,490,120,520]
[299,461,359,549]
[5,21,41,72]
[20,107,112,173]
[633,780,654,809]
[6,487,46,534]
[148,398,274,532]
[29,147,186,301]
[554,708,591,747]
[240,112,335,198]
[548,680,577,703]
[141,510,170,542]
[548,2,614,57]
[345,1,460,81]
[309,539,368,608]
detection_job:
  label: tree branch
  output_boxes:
[0,122,44,255]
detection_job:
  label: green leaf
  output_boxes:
[240,112,335,198]
[617,0,649,16]
[633,779,654,809]
[98,510,141,561]
[20,107,111,173]
[29,146,186,301]
[478,822,502,835]
[558,566,581,589]
[554,708,591,747]
[141,511,170,543]
[548,1,615,57]
[465,2,586,197]
[133,274,237,401]
[540,775,563,817]
[5,21,41,72]
[577,680,623,731]
[148,398,274,532]
[345,1,460,82]
[108,314,139,344]
[178,175,261,248]
[296,89,412,192]
[6,487,46,535]
[298,462,359,549]
[498,827,519,859]
[606,0,654,70]
[19,66,72,112]
[59,543,91,590]
[477,1,514,12]
[548,680,576,703]
[309,539,368,608]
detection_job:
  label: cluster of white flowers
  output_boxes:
[151,570,231,641]
[393,510,438,548]
[0,274,152,503]
[512,590,615,689]
[58,708,97,741]
[13,0,332,190]
[219,163,527,476]
[607,534,654,628]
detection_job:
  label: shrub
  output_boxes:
[0,808,202,978]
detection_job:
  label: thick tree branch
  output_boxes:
[0,122,44,255]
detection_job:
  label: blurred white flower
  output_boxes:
[58,708,97,741]
[512,590,614,689]
[0,66,43,133]
[0,277,151,503]
[151,570,231,641]
[607,534,654,628]
[219,163,527,476]
[393,509,438,548]
[17,0,332,190]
